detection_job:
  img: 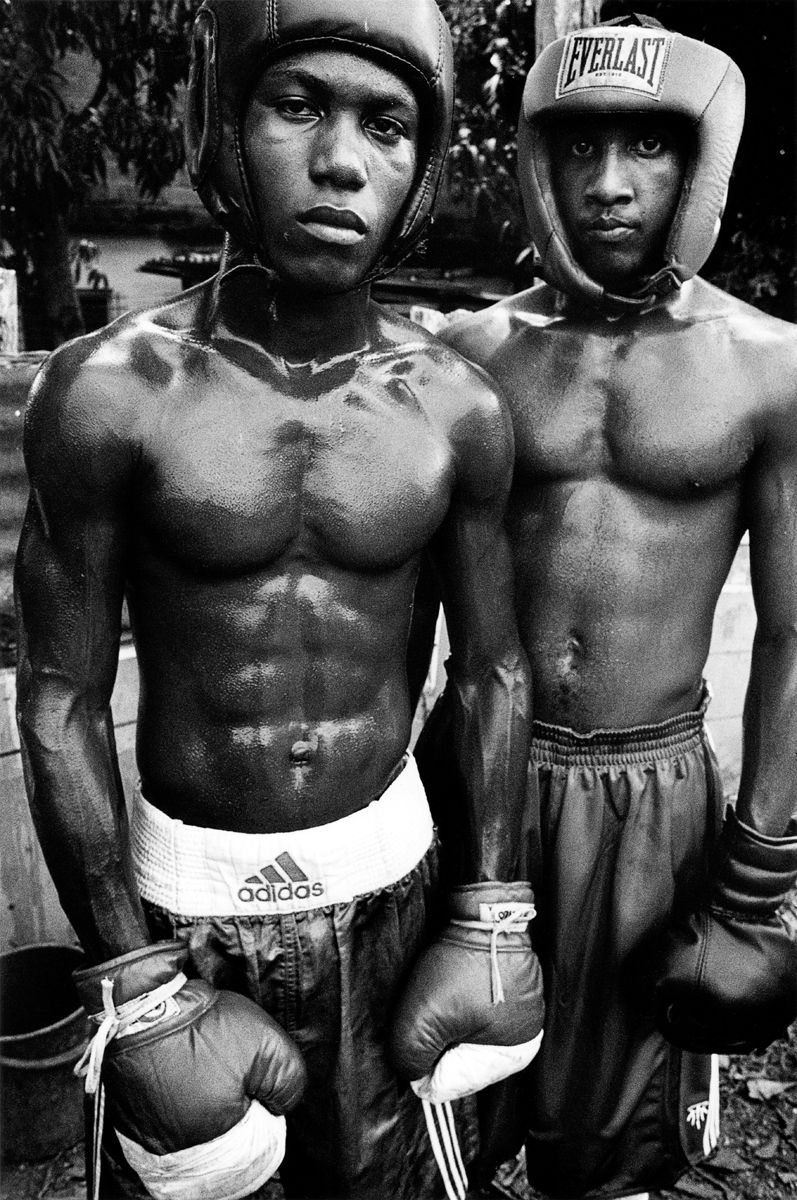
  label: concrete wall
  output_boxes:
[703,538,754,797]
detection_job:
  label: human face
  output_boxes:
[243,48,419,294]
[549,115,688,290]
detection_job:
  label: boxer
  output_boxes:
[15,3,544,1198]
[423,14,797,1199]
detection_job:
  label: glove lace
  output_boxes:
[450,912,528,1004]
[74,972,187,1200]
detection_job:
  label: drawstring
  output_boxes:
[74,973,187,1200]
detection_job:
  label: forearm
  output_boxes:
[448,651,532,881]
[18,682,150,961]
[736,629,797,838]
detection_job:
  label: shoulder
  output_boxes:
[686,278,797,356]
[24,286,209,494]
[439,283,557,369]
[28,283,210,428]
[682,279,797,450]
[375,306,515,502]
[374,303,507,413]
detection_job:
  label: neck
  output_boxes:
[214,263,375,365]
[268,280,374,365]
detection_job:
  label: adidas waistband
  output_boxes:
[130,755,434,917]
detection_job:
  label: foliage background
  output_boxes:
[438,0,796,319]
[0,0,794,344]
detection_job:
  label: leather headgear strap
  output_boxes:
[184,0,454,281]
[518,14,745,313]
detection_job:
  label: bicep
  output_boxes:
[17,363,131,701]
[16,499,126,703]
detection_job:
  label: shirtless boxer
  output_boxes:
[14,3,545,1199]
[423,14,797,1200]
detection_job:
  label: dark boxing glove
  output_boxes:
[656,808,797,1054]
[74,941,307,1200]
[390,882,544,1104]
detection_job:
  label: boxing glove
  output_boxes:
[74,941,307,1200]
[656,809,797,1054]
[390,882,544,1104]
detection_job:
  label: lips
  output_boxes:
[296,205,367,246]
[584,215,638,242]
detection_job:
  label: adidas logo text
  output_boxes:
[237,851,325,904]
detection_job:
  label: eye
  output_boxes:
[635,134,665,156]
[365,115,409,145]
[275,96,319,121]
[570,138,594,158]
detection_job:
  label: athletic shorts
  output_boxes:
[96,756,469,1200]
[478,690,725,1199]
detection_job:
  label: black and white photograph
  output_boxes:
[1,2,795,1199]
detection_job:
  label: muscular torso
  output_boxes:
[95,275,458,829]
[445,279,788,730]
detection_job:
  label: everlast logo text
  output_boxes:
[555,28,672,100]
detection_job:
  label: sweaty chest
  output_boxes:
[503,325,754,498]
[136,366,451,572]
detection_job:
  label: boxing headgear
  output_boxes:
[518,15,745,312]
[185,0,454,278]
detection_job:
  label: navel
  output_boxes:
[289,726,319,765]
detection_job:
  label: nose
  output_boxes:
[584,145,633,208]
[310,113,367,192]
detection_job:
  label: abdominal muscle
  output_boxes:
[130,557,417,833]
[510,479,742,732]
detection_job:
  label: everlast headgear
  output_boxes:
[519,15,745,312]
[185,0,454,277]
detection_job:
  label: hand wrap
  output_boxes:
[656,809,797,1054]
[74,941,306,1200]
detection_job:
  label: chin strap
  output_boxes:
[602,263,683,314]
[193,233,231,342]
[541,245,685,319]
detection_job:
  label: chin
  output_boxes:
[275,261,370,297]
[267,241,378,297]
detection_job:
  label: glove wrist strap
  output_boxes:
[714,809,797,915]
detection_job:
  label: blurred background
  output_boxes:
[1,0,794,353]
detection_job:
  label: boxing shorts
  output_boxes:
[478,687,725,1199]
[100,756,473,1200]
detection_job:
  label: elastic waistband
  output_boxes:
[531,682,712,767]
[131,755,433,917]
